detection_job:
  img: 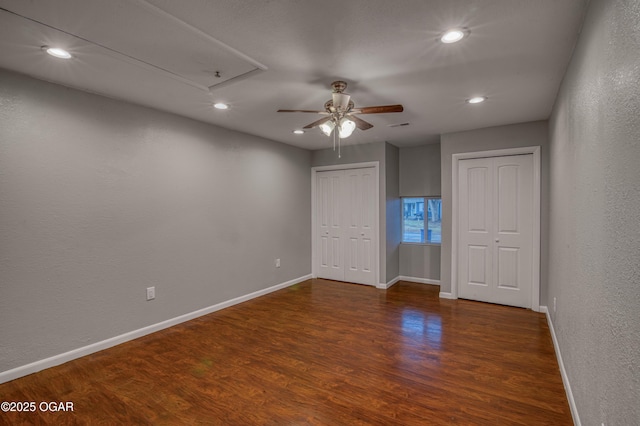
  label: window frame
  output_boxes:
[401,196,442,246]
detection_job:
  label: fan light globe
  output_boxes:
[319,121,335,136]
[339,118,356,138]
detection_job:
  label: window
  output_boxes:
[402,197,442,244]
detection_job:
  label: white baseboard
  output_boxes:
[541,306,581,426]
[396,276,453,299]
[398,275,441,286]
[0,274,312,385]
[377,276,400,289]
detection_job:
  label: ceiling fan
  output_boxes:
[278,81,403,157]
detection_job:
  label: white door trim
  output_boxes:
[451,147,541,311]
[311,162,380,286]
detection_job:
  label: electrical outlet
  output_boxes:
[275,258,281,268]
[553,297,557,313]
[146,286,155,301]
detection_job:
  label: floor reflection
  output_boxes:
[401,308,442,348]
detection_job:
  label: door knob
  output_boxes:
[495,238,500,242]
[361,233,365,236]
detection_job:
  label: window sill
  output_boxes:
[401,242,442,247]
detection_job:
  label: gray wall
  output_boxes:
[547,0,640,423]
[399,143,442,281]
[400,143,441,197]
[0,69,312,374]
[440,121,550,297]
[385,143,400,282]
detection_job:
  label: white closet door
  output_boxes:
[316,168,376,286]
[317,170,344,281]
[344,168,376,285]
[458,155,534,308]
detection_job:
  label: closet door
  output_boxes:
[344,168,376,285]
[316,168,377,286]
[317,170,345,281]
[458,155,534,308]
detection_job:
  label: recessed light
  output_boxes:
[440,28,467,44]
[42,46,72,59]
[213,102,229,110]
[466,96,487,104]
[293,130,305,134]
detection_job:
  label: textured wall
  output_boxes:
[547,0,640,423]
[0,69,311,374]
[399,143,442,280]
[385,143,400,282]
[400,143,441,197]
[399,244,441,281]
[440,121,550,297]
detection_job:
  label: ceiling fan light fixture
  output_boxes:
[319,121,335,137]
[339,118,356,138]
[440,28,468,44]
[213,102,229,110]
[332,93,351,110]
[42,46,72,59]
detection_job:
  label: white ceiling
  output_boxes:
[0,0,587,149]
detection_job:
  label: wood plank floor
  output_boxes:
[0,279,572,425]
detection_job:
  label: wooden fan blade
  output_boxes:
[350,104,404,114]
[348,115,374,130]
[277,109,329,114]
[303,116,332,129]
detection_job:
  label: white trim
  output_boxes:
[311,162,380,286]
[451,146,541,310]
[377,276,400,289]
[0,274,312,385]
[439,292,455,299]
[398,276,441,286]
[541,306,581,426]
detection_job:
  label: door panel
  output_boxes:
[493,155,533,307]
[458,155,534,308]
[459,159,494,303]
[316,168,376,286]
[497,165,519,233]
[317,171,344,281]
[497,247,519,289]
[468,245,489,286]
[467,166,490,232]
[344,168,376,285]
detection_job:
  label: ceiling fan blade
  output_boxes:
[303,116,332,129]
[348,114,374,130]
[350,104,404,114]
[277,109,328,114]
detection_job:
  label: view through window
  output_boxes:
[402,197,442,244]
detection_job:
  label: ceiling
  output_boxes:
[0,0,587,149]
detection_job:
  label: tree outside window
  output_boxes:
[402,197,441,244]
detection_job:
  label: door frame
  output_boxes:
[311,162,380,286]
[451,147,541,311]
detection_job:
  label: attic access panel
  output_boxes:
[0,0,266,91]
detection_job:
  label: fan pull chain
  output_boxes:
[333,127,336,152]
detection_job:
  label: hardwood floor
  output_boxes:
[0,279,572,425]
